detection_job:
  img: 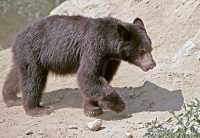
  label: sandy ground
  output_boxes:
[1,0,200,137]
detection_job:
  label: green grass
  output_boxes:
[144,99,200,138]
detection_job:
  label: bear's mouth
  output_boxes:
[140,65,155,72]
[132,54,156,72]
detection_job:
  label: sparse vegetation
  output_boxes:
[144,99,200,138]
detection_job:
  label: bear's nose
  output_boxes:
[149,61,156,69]
[152,60,156,67]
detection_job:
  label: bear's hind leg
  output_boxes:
[20,64,51,116]
[2,64,20,107]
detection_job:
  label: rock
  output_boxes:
[87,119,103,131]
[126,132,133,138]
[178,40,195,56]
[0,119,5,123]
[68,125,78,129]
[25,130,33,135]
[174,40,200,62]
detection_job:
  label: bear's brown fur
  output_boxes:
[2,15,156,117]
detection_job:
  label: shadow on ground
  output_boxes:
[41,81,184,120]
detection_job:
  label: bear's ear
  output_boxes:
[133,17,145,27]
[117,24,130,41]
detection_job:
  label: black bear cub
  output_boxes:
[2,15,156,117]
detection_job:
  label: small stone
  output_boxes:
[87,119,103,131]
[145,0,150,4]
[0,119,5,123]
[25,130,33,135]
[126,132,133,138]
[17,136,25,138]
[68,125,78,129]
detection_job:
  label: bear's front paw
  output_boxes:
[83,100,103,117]
[98,92,125,113]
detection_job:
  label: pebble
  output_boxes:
[126,132,133,138]
[68,125,78,129]
[25,130,33,135]
[0,119,5,123]
[87,119,103,131]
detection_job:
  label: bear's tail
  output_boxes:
[2,63,20,107]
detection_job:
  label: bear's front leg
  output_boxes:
[77,56,125,117]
